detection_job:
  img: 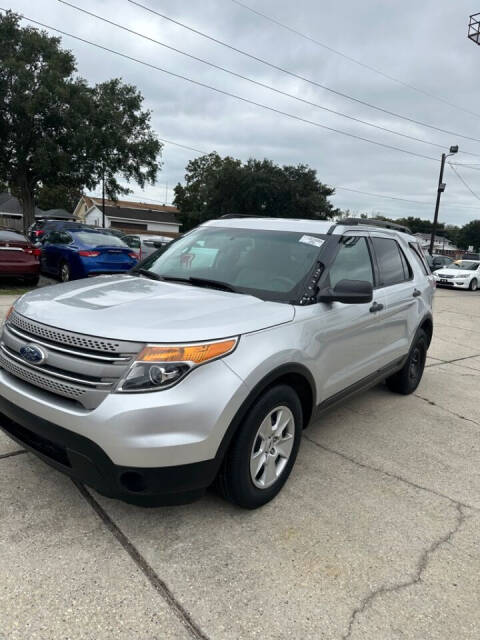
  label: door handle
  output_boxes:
[412,289,421,297]
[369,301,384,313]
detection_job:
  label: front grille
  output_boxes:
[0,350,87,401]
[0,312,143,409]
[9,311,122,353]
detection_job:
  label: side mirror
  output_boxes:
[318,279,373,304]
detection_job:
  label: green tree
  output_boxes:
[457,220,480,251]
[0,12,161,231]
[36,184,82,213]
[174,152,339,231]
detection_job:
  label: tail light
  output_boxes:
[79,250,100,257]
[129,252,139,260]
[23,247,42,257]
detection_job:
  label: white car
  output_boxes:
[434,260,480,291]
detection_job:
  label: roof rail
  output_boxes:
[219,214,262,219]
[335,217,411,234]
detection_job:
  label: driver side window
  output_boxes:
[328,236,374,288]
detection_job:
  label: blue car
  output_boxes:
[40,228,139,282]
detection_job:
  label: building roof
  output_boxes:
[42,208,76,219]
[101,204,179,225]
[0,193,44,217]
[84,195,179,215]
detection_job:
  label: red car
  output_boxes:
[0,228,41,285]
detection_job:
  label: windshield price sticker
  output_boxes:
[299,235,324,248]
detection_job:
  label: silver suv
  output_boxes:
[0,217,435,509]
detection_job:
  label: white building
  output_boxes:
[414,233,458,254]
[74,196,181,237]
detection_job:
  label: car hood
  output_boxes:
[435,268,473,277]
[14,275,295,342]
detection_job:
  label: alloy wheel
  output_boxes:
[250,405,295,489]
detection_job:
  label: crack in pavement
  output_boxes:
[302,435,473,510]
[73,481,210,640]
[0,449,26,460]
[414,393,480,429]
[425,353,480,369]
[341,503,467,640]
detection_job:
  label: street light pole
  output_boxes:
[429,145,458,255]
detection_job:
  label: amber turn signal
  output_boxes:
[137,338,237,364]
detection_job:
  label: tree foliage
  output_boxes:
[456,220,480,251]
[174,153,339,231]
[36,184,82,213]
[0,11,161,230]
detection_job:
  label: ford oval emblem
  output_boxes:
[19,344,46,365]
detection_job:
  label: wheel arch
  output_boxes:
[419,313,433,347]
[214,363,316,470]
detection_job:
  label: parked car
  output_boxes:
[425,253,453,272]
[0,217,434,509]
[434,260,480,291]
[462,252,480,260]
[93,227,126,239]
[28,219,85,243]
[0,228,41,285]
[40,228,139,281]
[123,234,172,260]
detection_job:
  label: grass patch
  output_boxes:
[0,287,31,295]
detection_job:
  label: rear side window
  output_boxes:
[371,237,412,286]
[409,242,430,275]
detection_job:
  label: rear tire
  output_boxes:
[469,278,478,291]
[217,385,302,509]
[386,329,427,395]
[59,261,71,282]
[24,275,39,287]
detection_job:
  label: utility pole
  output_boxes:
[429,145,458,255]
[102,168,106,228]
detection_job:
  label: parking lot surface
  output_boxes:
[1,288,479,639]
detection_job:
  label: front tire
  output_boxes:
[469,278,478,291]
[59,261,71,282]
[386,329,427,395]
[217,385,302,509]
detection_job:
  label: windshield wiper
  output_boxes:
[160,275,239,293]
[189,277,238,293]
[134,268,162,281]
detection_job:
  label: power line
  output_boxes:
[231,0,480,121]
[448,163,480,202]
[58,0,480,158]
[335,185,480,210]
[158,137,209,155]
[335,186,432,206]
[128,0,480,145]
[5,11,448,166]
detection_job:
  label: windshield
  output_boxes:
[137,225,326,302]
[451,261,479,271]
[73,231,128,247]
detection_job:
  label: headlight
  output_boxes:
[454,274,466,279]
[117,337,238,392]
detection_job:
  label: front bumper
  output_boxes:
[435,279,469,289]
[0,358,249,504]
[0,395,216,506]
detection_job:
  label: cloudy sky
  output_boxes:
[8,0,480,225]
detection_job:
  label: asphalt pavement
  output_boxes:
[0,288,479,639]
